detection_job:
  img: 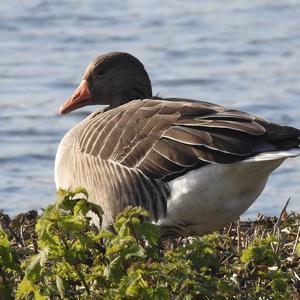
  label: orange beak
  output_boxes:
[59,79,93,114]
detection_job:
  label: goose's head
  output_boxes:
[59,52,152,114]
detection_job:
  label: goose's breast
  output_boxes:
[55,132,171,225]
[159,157,285,235]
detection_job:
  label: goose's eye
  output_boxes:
[95,69,105,76]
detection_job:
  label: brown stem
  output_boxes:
[237,219,241,255]
[292,224,300,255]
[273,197,290,235]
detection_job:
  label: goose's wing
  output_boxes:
[77,98,300,181]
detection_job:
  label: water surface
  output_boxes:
[0,0,300,217]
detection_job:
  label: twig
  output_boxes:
[273,198,290,235]
[256,214,263,222]
[221,253,234,265]
[237,219,241,255]
[292,224,300,255]
[227,222,234,236]
[20,225,26,248]
[260,229,266,240]
[286,211,295,220]
[222,222,234,249]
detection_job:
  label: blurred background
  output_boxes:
[0,0,300,217]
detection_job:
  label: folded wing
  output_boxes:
[77,98,300,181]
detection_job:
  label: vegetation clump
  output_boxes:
[0,188,299,299]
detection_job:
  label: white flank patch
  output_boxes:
[158,150,299,235]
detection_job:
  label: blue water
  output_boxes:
[0,1,300,217]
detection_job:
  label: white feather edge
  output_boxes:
[243,148,300,162]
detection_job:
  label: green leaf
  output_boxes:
[241,237,280,267]
[143,287,170,300]
[56,275,65,298]
[0,247,14,268]
[59,215,84,232]
[128,276,148,297]
[74,199,89,216]
[58,197,78,212]
[103,256,125,281]
[0,230,19,270]
[87,202,104,219]
[134,222,160,246]
[0,229,10,248]
[25,248,48,281]
[33,289,48,300]
[73,187,89,198]
[16,278,35,300]
[296,243,300,257]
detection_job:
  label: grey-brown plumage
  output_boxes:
[76,98,299,181]
[55,52,300,236]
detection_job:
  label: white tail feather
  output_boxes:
[244,149,300,163]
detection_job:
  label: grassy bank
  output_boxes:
[0,189,299,299]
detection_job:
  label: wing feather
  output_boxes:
[152,139,199,167]
[163,126,212,145]
[77,98,299,182]
[174,118,265,135]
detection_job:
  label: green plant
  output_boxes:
[0,189,299,299]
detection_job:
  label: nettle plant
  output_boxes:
[0,188,299,299]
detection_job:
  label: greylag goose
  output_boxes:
[55,52,300,237]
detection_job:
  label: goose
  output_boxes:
[55,52,300,237]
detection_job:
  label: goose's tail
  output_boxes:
[245,123,300,163]
[244,149,300,163]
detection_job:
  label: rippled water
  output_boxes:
[1,0,300,217]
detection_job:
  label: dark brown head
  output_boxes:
[59,52,152,114]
